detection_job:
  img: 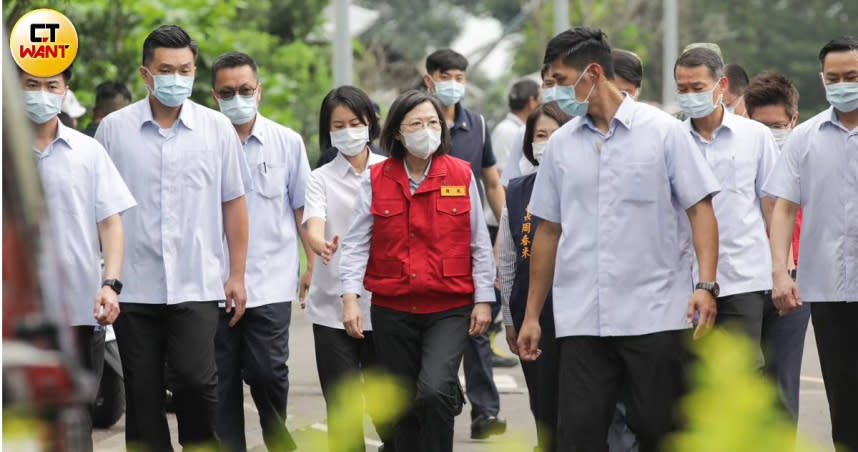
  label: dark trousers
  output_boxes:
[114,301,219,452]
[811,302,858,452]
[312,324,393,452]
[371,304,470,452]
[462,225,502,420]
[557,331,687,452]
[513,319,559,452]
[761,293,810,421]
[215,302,293,452]
[74,325,106,452]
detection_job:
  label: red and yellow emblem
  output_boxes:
[10,9,78,77]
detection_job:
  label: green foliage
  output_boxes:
[664,330,819,452]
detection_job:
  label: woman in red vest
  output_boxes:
[339,90,496,452]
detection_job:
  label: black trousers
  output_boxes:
[811,302,858,452]
[74,325,106,452]
[761,293,810,421]
[371,304,470,452]
[557,331,687,452]
[313,324,393,452]
[215,302,293,452]
[513,318,559,452]
[114,301,219,452]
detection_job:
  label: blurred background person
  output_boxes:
[83,80,132,137]
[611,49,643,99]
[724,62,749,115]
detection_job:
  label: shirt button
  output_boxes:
[452,208,457,214]
[411,306,417,311]
[409,232,415,238]
[411,273,417,279]
[384,209,390,215]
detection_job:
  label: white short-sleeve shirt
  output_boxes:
[225,114,311,308]
[95,98,246,304]
[529,96,721,337]
[303,150,386,329]
[38,122,137,325]
[683,111,778,297]
[763,107,858,302]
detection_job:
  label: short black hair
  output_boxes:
[211,52,258,87]
[543,27,614,79]
[744,71,799,119]
[818,36,858,68]
[508,79,540,112]
[93,80,132,117]
[540,64,551,80]
[612,49,642,87]
[381,90,451,159]
[318,85,381,152]
[522,102,572,166]
[674,47,724,80]
[724,63,749,95]
[426,49,469,75]
[142,25,198,66]
[17,64,72,83]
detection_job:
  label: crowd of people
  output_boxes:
[19,21,857,452]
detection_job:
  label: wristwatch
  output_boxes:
[695,281,720,298]
[103,279,123,295]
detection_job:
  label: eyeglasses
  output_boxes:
[216,84,258,100]
[400,118,442,132]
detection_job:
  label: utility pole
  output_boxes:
[662,0,678,109]
[333,0,352,87]
[554,0,568,36]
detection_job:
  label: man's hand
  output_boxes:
[93,286,121,325]
[469,303,492,336]
[516,317,542,361]
[299,268,313,307]
[505,325,519,356]
[224,275,247,327]
[342,294,364,339]
[772,270,802,315]
[322,235,339,265]
[687,289,717,339]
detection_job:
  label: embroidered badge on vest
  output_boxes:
[521,205,533,259]
[441,185,467,197]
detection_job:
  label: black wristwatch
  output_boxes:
[103,279,123,295]
[695,281,720,298]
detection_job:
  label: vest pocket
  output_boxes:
[442,257,471,277]
[436,197,471,216]
[372,198,406,217]
[368,258,403,278]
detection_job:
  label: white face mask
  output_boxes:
[531,141,547,165]
[402,128,442,160]
[330,126,369,156]
[770,127,791,148]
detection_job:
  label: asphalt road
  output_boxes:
[94,302,836,451]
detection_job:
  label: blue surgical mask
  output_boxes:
[433,80,466,106]
[824,82,858,113]
[217,94,258,125]
[23,90,64,124]
[554,66,595,117]
[542,86,557,104]
[678,83,721,119]
[145,68,194,107]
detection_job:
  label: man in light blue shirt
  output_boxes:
[764,36,858,451]
[675,47,778,348]
[517,27,721,451]
[209,51,311,452]
[95,26,249,451]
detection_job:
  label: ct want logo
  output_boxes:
[10,9,78,77]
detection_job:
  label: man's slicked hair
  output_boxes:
[744,71,799,119]
[426,49,469,74]
[211,52,258,87]
[724,63,749,95]
[508,79,541,112]
[674,47,724,80]
[818,36,858,68]
[93,80,132,117]
[543,27,614,79]
[142,25,198,66]
[612,49,643,87]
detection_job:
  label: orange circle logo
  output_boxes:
[9,9,78,77]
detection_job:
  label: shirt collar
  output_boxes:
[506,112,524,127]
[450,103,471,132]
[685,104,734,142]
[245,114,264,145]
[332,148,365,177]
[575,93,635,134]
[403,157,433,182]
[139,96,195,130]
[33,119,73,157]
[819,106,855,133]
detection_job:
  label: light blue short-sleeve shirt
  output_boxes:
[529,96,721,337]
[95,98,245,304]
[763,107,858,303]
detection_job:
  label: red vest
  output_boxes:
[365,155,475,313]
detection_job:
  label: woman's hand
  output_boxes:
[505,325,519,356]
[342,294,364,339]
[469,302,492,336]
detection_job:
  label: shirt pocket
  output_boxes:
[435,196,471,242]
[730,155,757,196]
[41,164,87,217]
[371,198,407,237]
[254,162,287,199]
[619,160,659,203]
[183,148,217,189]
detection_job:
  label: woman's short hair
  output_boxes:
[380,90,451,159]
[318,85,381,152]
[522,102,573,166]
